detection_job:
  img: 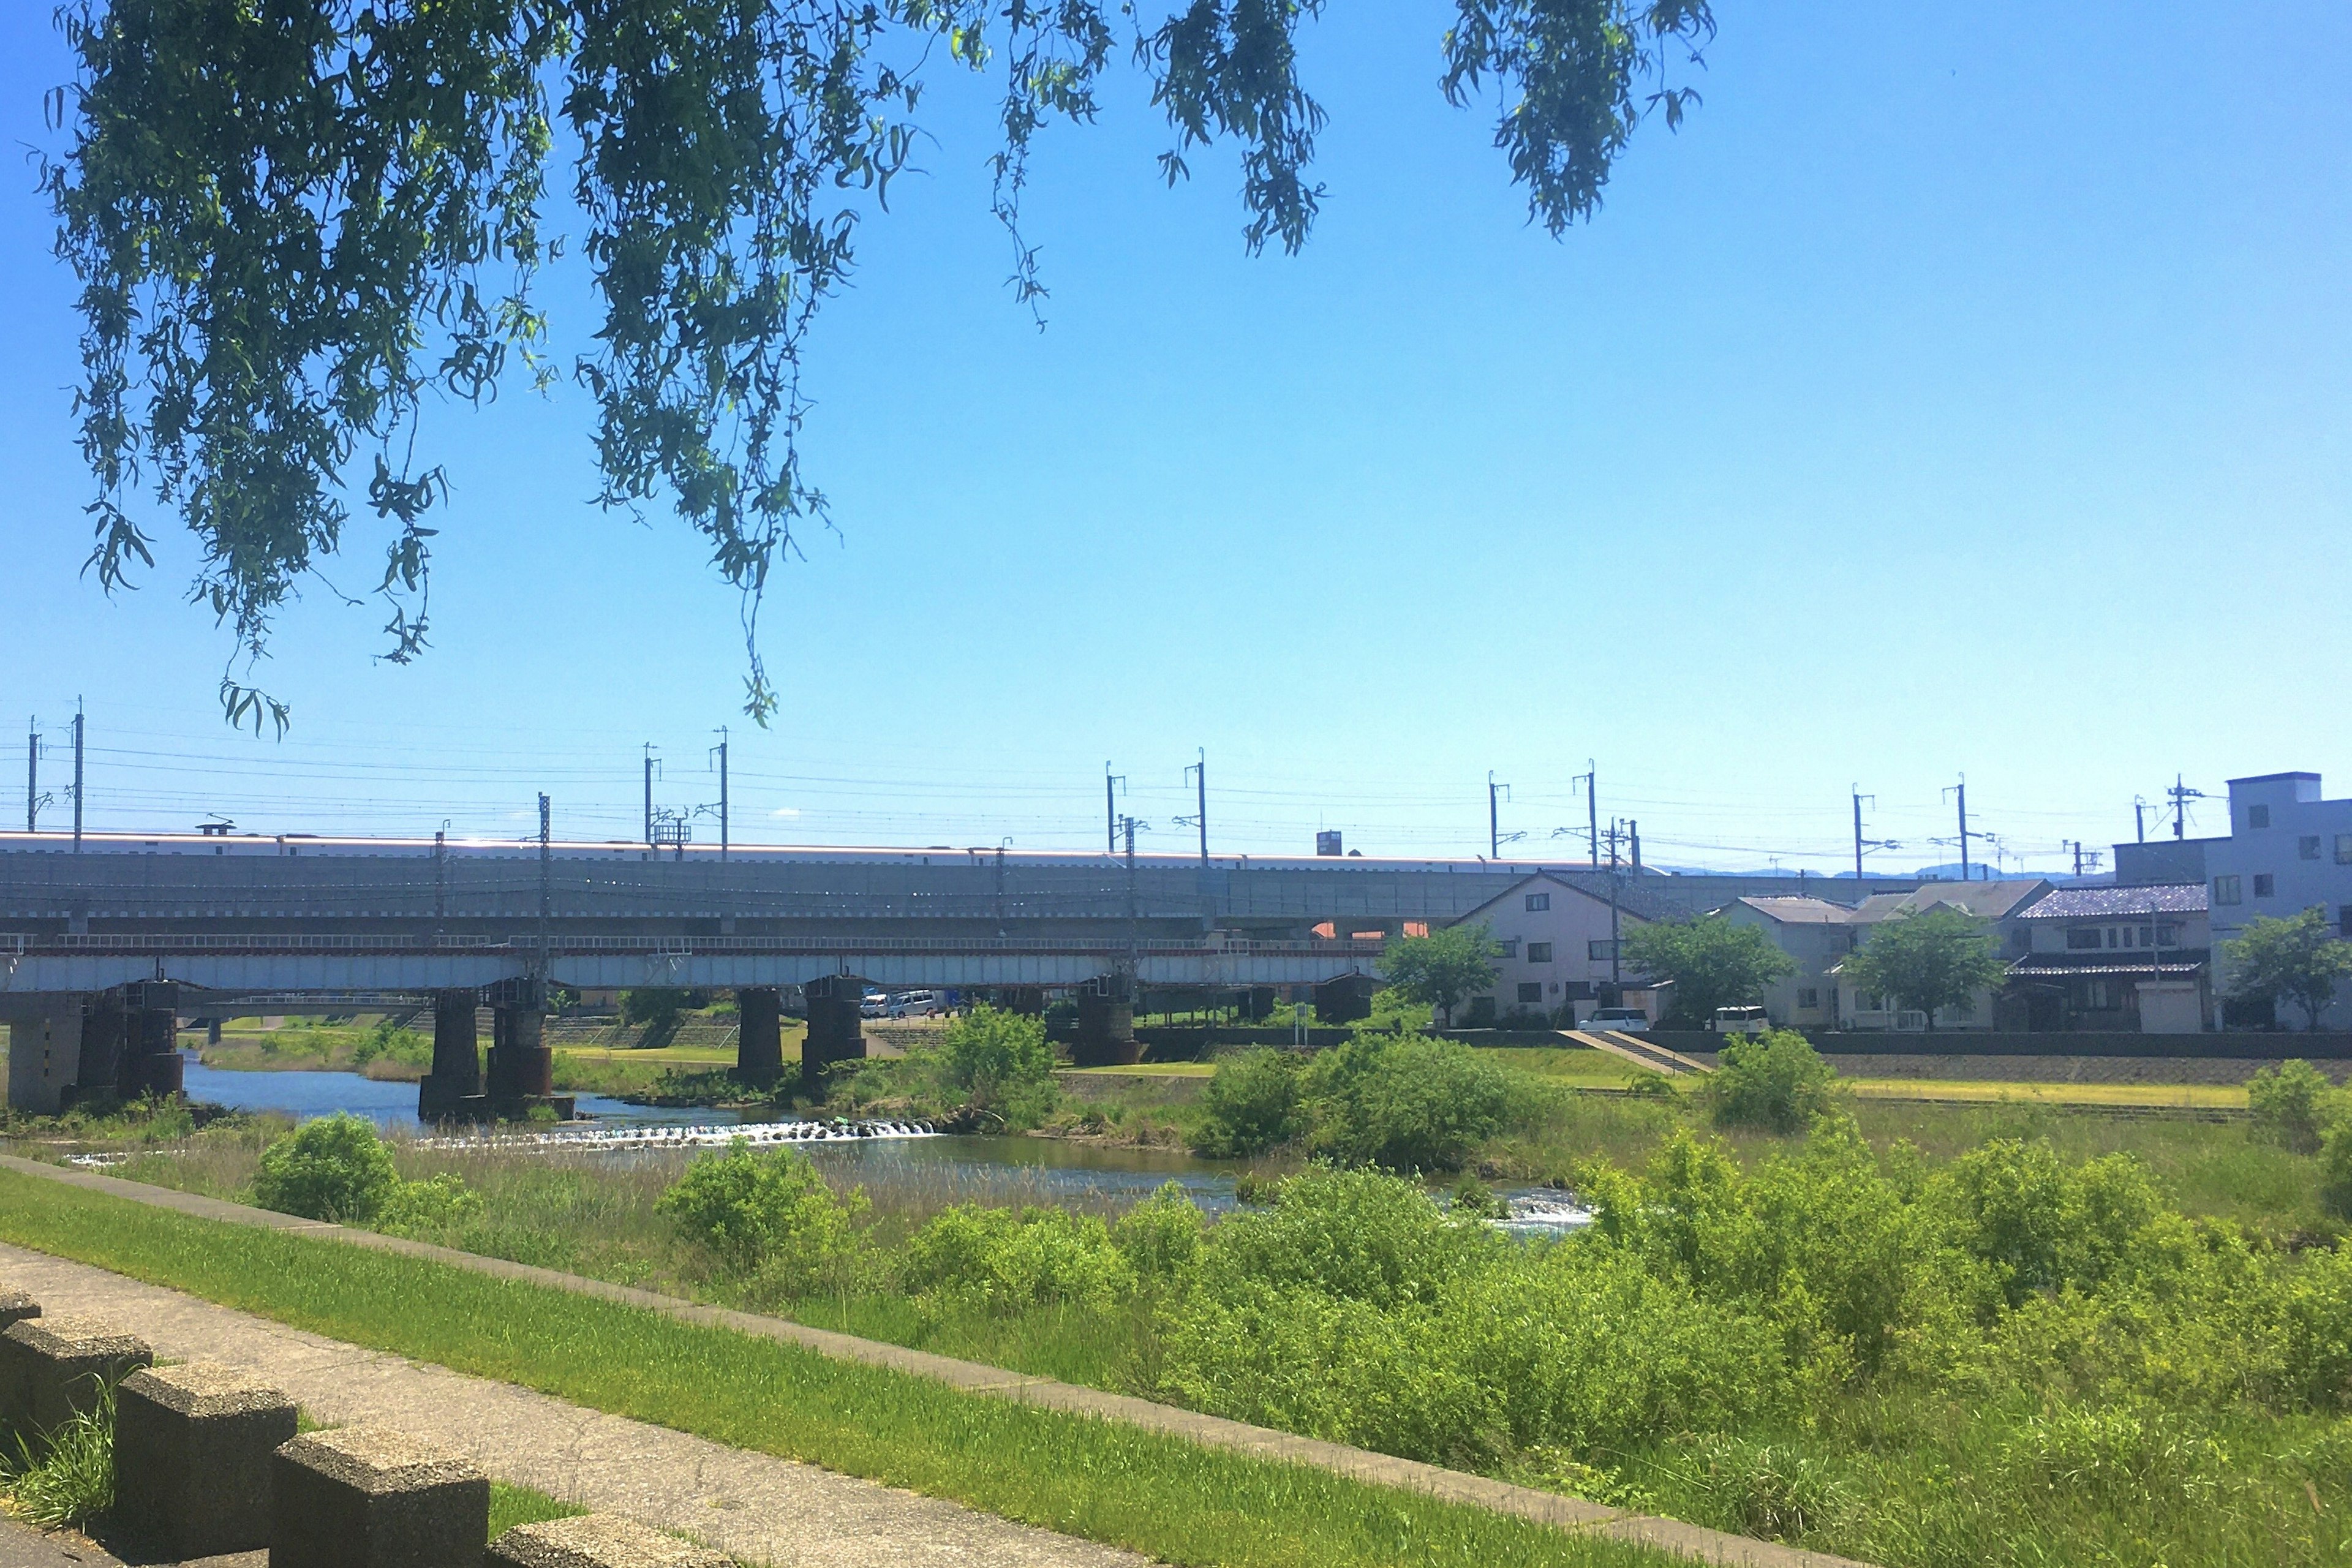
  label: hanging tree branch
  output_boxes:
[44,0,1713,730]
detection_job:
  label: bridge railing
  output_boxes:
[0,931,1387,959]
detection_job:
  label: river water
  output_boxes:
[180,1059,1589,1232]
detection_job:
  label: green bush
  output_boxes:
[619,988,710,1027]
[932,1005,1059,1129]
[899,1203,1136,1315]
[380,1171,486,1234]
[2321,1119,2352,1223]
[1302,1031,1514,1172]
[1702,1028,1839,1134]
[352,1018,431,1068]
[252,1114,399,1222]
[656,1141,869,1294]
[1191,1049,1306,1156]
[1114,1182,1208,1285]
[2248,1059,2339,1153]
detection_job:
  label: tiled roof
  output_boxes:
[1850,879,2051,923]
[2008,955,2206,978]
[2018,884,2208,919]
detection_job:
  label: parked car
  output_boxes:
[888,990,944,1019]
[859,989,889,1019]
[1587,1006,1651,1034]
[1712,1005,1769,1035]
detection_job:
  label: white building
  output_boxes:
[2207,772,2352,1028]
[1447,872,1654,1026]
[1724,896,1857,1031]
[1831,880,2050,1031]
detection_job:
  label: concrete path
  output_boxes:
[0,1243,1145,1568]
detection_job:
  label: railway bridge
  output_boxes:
[0,831,1917,1118]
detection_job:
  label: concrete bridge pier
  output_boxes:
[121,987,184,1101]
[484,987,567,1119]
[736,988,783,1088]
[418,990,485,1122]
[801,979,865,1099]
[1071,982,1139,1067]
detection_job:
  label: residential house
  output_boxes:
[1446,872,1653,1025]
[2204,772,2352,1028]
[1724,896,1857,1031]
[2005,884,2211,1032]
[1832,879,2052,1031]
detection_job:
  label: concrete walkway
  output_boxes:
[0,1243,1144,1568]
[0,1156,1871,1568]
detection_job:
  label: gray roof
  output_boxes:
[1849,879,2052,924]
[2019,883,2208,919]
[1735,896,1854,925]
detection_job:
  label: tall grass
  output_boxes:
[0,1170,1679,1568]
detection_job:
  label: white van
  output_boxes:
[1587,1006,1651,1034]
[888,990,944,1019]
[1712,1006,1769,1035]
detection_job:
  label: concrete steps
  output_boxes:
[1559,1029,1713,1077]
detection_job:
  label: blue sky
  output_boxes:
[1,2,2345,871]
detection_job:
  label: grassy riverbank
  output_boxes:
[0,1168,1677,1568]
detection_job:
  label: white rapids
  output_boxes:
[410,1117,941,1155]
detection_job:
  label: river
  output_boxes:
[181,1058,1589,1232]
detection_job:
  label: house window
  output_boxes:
[2066,927,2103,951]
[1517,982,1544,1005]
[2249,805,2271,829]
[2302,836,2323,861]
[2215,875,2242,905]
[1797,988,1820,1009]
[2255,873,2275,899]
[2337,835,2352,865]
[2157,922,2180,947]
[1588,940,1618,961]
[1526,942,1553,963]
[2107,927,2120,948]
[1858,992,1884,1012]
[2085,979,2113,1011]
[1525,892,1550,911]
[1497,938,1520,958]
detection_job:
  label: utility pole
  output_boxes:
[2166,774,2207,840]
[1575,761,1598,867]
[71,703,83,852]
[537,793,552,956]
[1630,819,1641,875]
[642,744,658,853]
[1852,787,1872,883]
[2134,797,2147,844]
[1942,775,1975,881]
[1488,772,1510,859]
[710,729,729,860]
[434,824,448,927]
[1182,748,1207,864]
[1604,820,1624,990]
[1104,763,1125,855]
[24,717,36,834]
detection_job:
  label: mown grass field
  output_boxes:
[0,1168,1683,1568]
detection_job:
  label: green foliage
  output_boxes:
[1380,924,1501,1027]
[1942,1138,2169,1309]
[1841,906,2009,1027]
[252,1113,400,1222]
[1700,1029,1839,1134]
[1363,986,1435,1033]
[47,0,1713,728]
[3,1384,113,1530]
[1303,1031,1517,1172]
[2249,1060,2342,1153]
[2321,1120,2352,1222]
[352,1017,430,1068]
[656,1141,870,1295]
[2223,910,2352,1030]
[1114,1182,1210,1286]
[929,1005,1060,1129]
[1191,1048,1308,1157]
[619,989,709,1028]
[1620,914,1796,1027]
[900,1204,1136,1316]
[380,1171,487,1234]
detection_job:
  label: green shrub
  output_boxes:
[2248,1058,2339,1153]
[656,1142,870,1294]
[252,1114,399,1222]
[1943,1139,2168,1308]
[1702,1029,1838,1134]
[619,989,709,1027]
[1114,1182,1208,1284]
[2323,1120,2352,1223]
[352,1018,430,1068]
[1303,1031,1513,1172]
[931,1005,1059,1129]
[1191,1049,1306,1156]
[899,1204,1135,1314]
[380,1171,486,1234]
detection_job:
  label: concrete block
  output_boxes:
[489,1513,735,1567]
[113,1360,297,1559]
[0,1289,40,1333]
[270,1424,489,1568]
[0,1314,151,1442]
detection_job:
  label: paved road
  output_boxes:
[0,1245,1145,1568]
